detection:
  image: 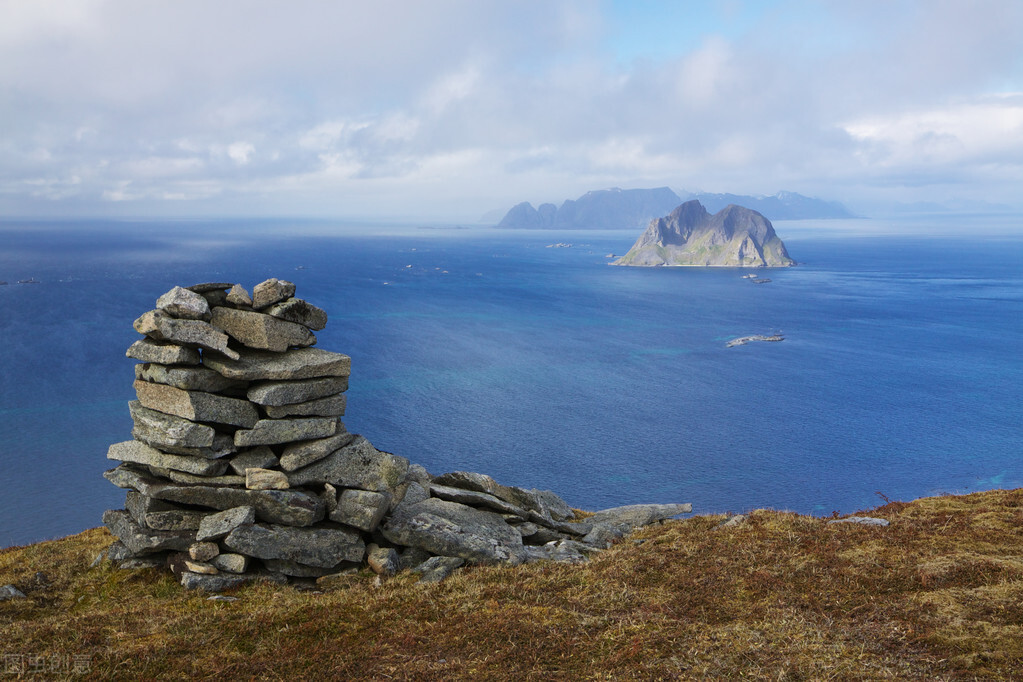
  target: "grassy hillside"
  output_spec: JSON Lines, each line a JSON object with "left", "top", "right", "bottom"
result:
{"left": 2, "top": 489, "right": 1022, "bottom": 680}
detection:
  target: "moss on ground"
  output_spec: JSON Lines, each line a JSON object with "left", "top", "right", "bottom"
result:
{"left": 2, "top": 488, "right": 1022, "bottom": 680}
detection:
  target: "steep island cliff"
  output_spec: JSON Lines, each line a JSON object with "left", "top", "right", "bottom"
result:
{"left": 613, "top": 200, "right": 795, "bottom": 267}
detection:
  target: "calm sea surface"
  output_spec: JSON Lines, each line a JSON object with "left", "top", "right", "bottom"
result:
{"left": 1, "top": 217, "right": 1021, "bottom": 547}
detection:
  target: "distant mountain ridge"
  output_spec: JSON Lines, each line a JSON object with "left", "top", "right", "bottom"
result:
{"left": 495, "top": 188, "right": 854, "bottom": 229}
{"left": 613, "top": 200, "right": 795, "bottom": 268}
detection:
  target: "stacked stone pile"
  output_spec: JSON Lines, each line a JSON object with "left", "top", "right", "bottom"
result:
{"left": 102, "top": 279, "right": 691, "bottom": 590}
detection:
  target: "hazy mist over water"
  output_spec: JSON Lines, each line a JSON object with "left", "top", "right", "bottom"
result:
{"left": 1, "top": 216, "right": 1021, "bottom": 547}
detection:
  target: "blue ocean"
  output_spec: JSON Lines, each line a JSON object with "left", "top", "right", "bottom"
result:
{"left": 1, "top": 217, "right": 1021, "bottom": 548}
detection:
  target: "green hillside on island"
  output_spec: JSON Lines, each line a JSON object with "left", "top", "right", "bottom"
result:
{"left": 614, "top": 200, "right": 796, "bottom": 267}
{"left": 3, "top": 488, "right": 1022, "bottom": 679}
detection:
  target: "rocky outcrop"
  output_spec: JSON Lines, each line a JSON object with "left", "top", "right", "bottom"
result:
{"left": 613, "top": 201, "right": 795, "bottom": 267}
{"left": 102, "top": 280, "right": 693, "bottom": 590}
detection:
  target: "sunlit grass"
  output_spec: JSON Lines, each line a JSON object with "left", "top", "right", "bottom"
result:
{"left": 2, "top": 488, "right": 1021, "bottom": 679}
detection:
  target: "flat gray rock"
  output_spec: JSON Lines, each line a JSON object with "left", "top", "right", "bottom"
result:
{"left": 587, "top": 503, "right": 693, "bottom": 531}
{"left": 0, "top": 584, "right": 27, "bottom": 600}
{"left": 210, "top": 307, "right": 316, "bottom": 353}
{"left": 149, "top": 467, "right": 246, "bottom": 487}
{"left": 126, "top": 339, "right": 201, "bottom": 365}
{"left": 523, "top": 539, "right": 594, "bottom": 564}
{"left": 412, "top": 556, "right": 465, "bottom": 583}
{"left": 432, "top": 471, "right": 575, "bottom": 524}
{"left": 228, "top": 446, "right": 279, "bottom": 475}
{"left": 156, "top": 286, "right": 211, "bottom": 320}
{"left": 203, "top": 347, "right": 351, "bottom": 381}
{"left": 179, "top": 571, "right": 249, "bottom": 592}
{"left": 287, "top": 435, "right": 408, "bottom": 493}
{"left": 104, "top": 465, "right": 324, "bottom": 526}
{"left": 187, "top": 282, "right": 234, "bottom": 294}
{"left": 828, "top": 517, "right": 890, "bottom": 527}
{"left": 265, "top": 297, "right": 329, "bottom": 331}
{"left": 428, "top": 483, "right": 527, "bottom": 518}
{"left": 381, "top": 497, "right": 527, "bottom": 566}
{"left": 234, "top": 416, "right": 339, "bottom": 447}
{"left": 333, "top": 489, "right": 391, "bottom": 531}
{"left": 278, "top": 431, "right": 354, "bottom": 472}
{"left": 135, "top": 380, "right": 259, "bottom": 428}
{"left": 366, "top": 545, "right": 399, "bottom": 576}
{"left": 103, "top": 509, "right": 194, "bottom": 555}
{"left": 108, "top": 440, "right": 229, "bottom": 477}
{"left": 251, "top": 278, "right": 296, "bottom": 309}
{"left": 135, "top": 362, "right": 246, "bottom": 394}
{"left": 265, "top": 394, "right": 346, "bottom": 419}
{"left": 225, "top": 283, "right": 252, "bottom": 307}
{"left": 126, "top": 491, "right": 210, "bottom": 531}
{"left": 247, "top": 376, "right": 349, "bottom": 406}
{"left": 211, "top": 553, "right": 249, "bottom": 573}
{"left": 133, "top": 309, "right": 239, "bottom": 360}
{"left": 224, "top": 523, "right": 365, "bottom": 568}
{"left": 196, "top": 506, "right": 256, "bottom": 542}
{"left": 246, "top": 467, "right": 290, "bottom": 490}
{"left": 129, "top": 400, "right": 220, "bottom": 451}
{"left": 261, "top": 558, "right": 354, "bottom": 578}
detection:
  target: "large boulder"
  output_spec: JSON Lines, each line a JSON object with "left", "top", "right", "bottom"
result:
{"left": 287, "top": 436, "right": 409, "bottom": 494}
{"left": 381, "top": 497, "right": 527, "bottom": 566}
{"left": 223, "top": 523, "right": 365, "bottom": 568}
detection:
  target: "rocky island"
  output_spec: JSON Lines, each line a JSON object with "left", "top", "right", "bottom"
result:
{"left": 613, "top": 200, "right": 795, "bottom": 267}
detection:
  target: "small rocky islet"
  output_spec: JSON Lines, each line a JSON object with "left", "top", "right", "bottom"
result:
{"left": 101, "top": 279, "right": 692, "bottom": 590}
{"left": 613, "top": 200, "right": 795, "bottom": 267}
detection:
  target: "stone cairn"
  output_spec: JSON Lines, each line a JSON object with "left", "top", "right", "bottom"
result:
{"left": 101, "top": 279, "right": 692, "bottom": 591}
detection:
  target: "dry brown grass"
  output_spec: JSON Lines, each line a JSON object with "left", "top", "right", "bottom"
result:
{"left": 2, "top": 488, "right": 1022, "bottom": 680}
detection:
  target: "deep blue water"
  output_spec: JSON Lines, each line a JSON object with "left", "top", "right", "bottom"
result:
{"left": 1, "top": 218, "right": 1021, "bottom": 547}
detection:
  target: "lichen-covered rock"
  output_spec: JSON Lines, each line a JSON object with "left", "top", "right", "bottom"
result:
{"left": 366, "top": 544, "right": 399, "bottom": 576}
{"left": 105, "top": 466, "right": 325, "bottom": 527}
{"left": 287, "top": 435, "right": 408, "bottom": 493}
{"left": 134, "top": 380, "right": 259, "bottom": 428}
{"left": 225, "top": 283, "right": 252, "bottom": 307}
{"left": 102, "top": 509, "right": 194, "bottom": 555}
{"left": 196, "top": 506, "right": 256, "bottom": 542}
{"left": 211, "top": 553, "right": 249, "bottom": 573}
{"left": 228, "top": 446, "right": 279, "bottom": 476}
{"left": 189, "top": 542, "right": 219, "bottom": 562}
{"left": 247, "top": 376, "right": 348, "bottom": 408}
{"left": 126, "top": 339, "right": 201, "bottom": 365}
{"left": 156, "top": 286, "right": 211, "bottom": 320}
{"left": 128, "top": 401, "right": 225, "bottom": 453}
{"left": 264, "top": 394, "right": 346, "bottom": 419}
{"left": 234, "top": 416, "right": 339, "bottom": 447}
{"left": 265, "top": 298, "right": 329, "bottom": 331}
{"left": 245, "top": 467, "right": 290, "bottom": 490}
{"left": 133, "top": 309, "right": 238, "bottom": 360}
{"left": 412, "top": 556, "right": 465, "bottom": 583}
{"left": 333, "top": 489, "right": 390, "bottom": 531}
{"left": 126, "top": 491, "right": 209, "bottom": 531}
{"left": 179, "top": 571, "right": 249, "bottom": 592}
{"left": 135, "top": 362, "right": 246, "bottom": 394}
{"left": 381, "top": 498, "right": 526, "bottom": 566}
{"left": 223, "top": 523, "right": 365, "bottom": 568}
{"left": 278, "top": 431, "right": 354, "bottom": 472}
{"left": 210, "top": 307, "right": 316, "bottom": 353}
{"left": 585, "top": 503, "right": 693, "bottom": 531}
{"left": 107, "top": 440, "right": 229, "bottom": 477}
{"left": 202, "top": 347, "right": 351, "bottom": 381}
{"left": 251, "top": 278, "right": 296, "bottom": 309}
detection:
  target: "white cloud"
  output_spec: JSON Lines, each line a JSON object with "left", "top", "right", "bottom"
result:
{"left": 1, "top": 0, "right": 1022, "bottom": 218}
{"left": 227, "top": 142, "right": 255, "bottom": 165}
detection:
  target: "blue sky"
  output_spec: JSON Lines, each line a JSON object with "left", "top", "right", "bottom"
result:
{"left": 1, "top": 0, "right": 1021, "bottom": 221}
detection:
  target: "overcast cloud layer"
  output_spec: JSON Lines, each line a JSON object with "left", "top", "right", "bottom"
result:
{"left": 2, "top": 0, "right": 1022, "bottom": 220}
